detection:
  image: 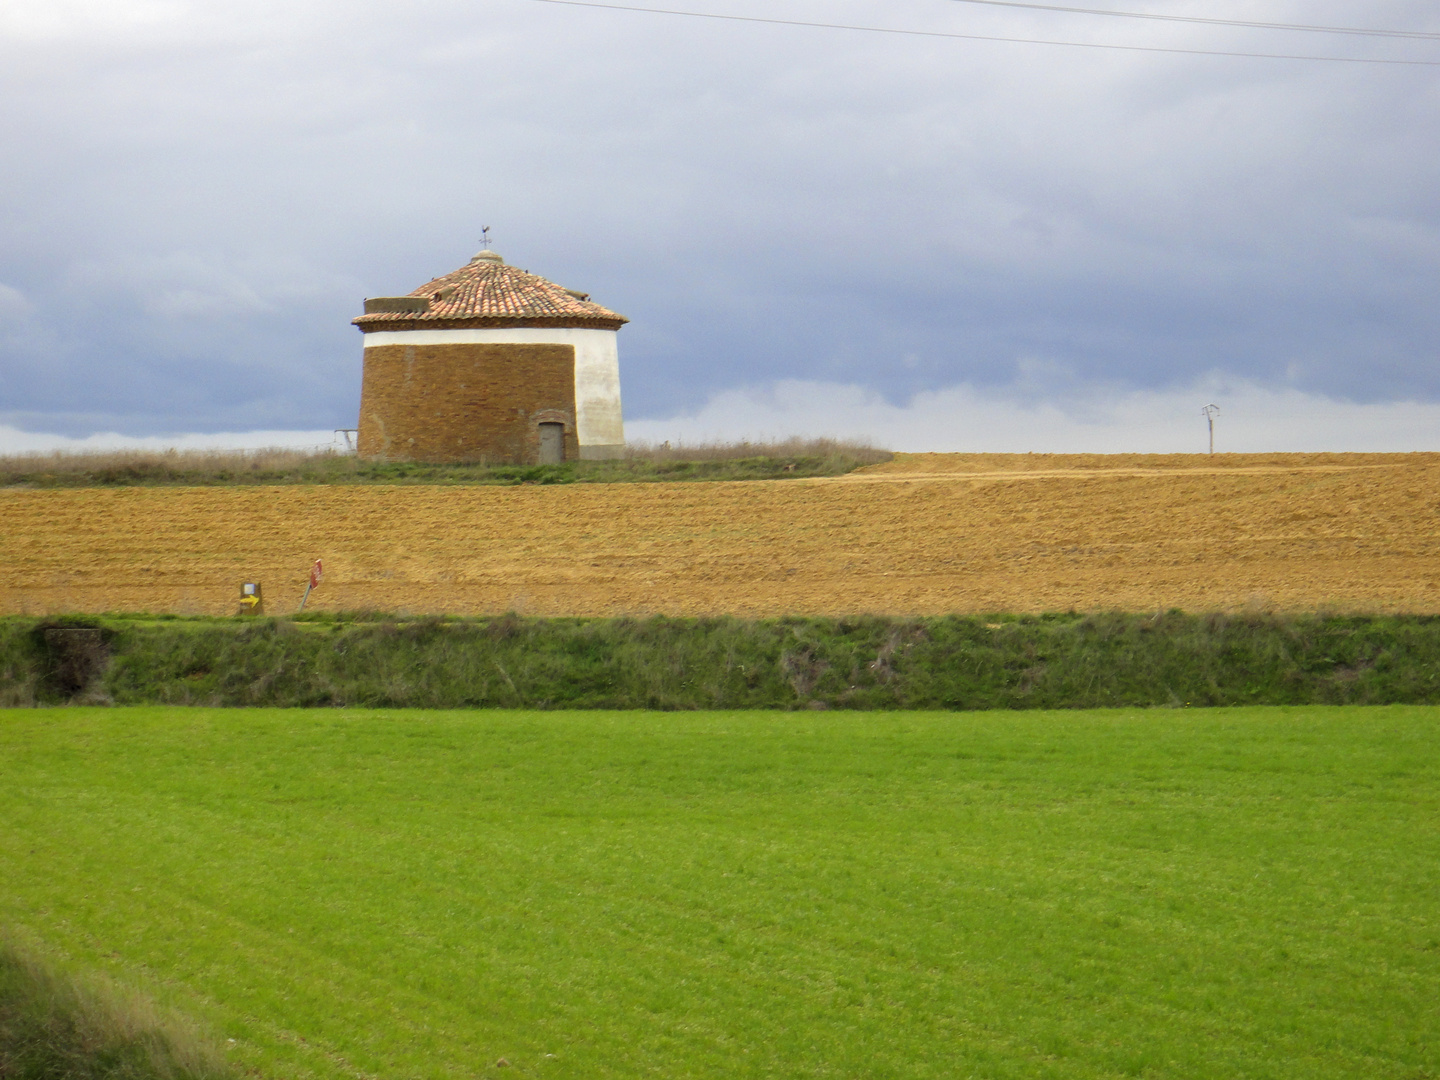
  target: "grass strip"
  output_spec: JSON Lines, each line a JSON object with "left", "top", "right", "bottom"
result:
{"left": 0, "top": 441, "right": 890, "bottom": 488}
{"left": 5, "top": 611, "right": 1440, "bottom": 709}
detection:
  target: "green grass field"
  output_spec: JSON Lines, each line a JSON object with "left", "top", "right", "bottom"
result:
{"left": 2, "top": 707, "right": 1436, "bottom": 1079}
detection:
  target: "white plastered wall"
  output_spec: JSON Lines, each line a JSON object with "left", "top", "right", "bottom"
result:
{"left": 362, "top": 327, "right": 624, "bottom": 456}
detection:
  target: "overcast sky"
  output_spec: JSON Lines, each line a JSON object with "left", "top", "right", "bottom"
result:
{"left": 1, "top": 0, "right": 1438, "bottom": 452}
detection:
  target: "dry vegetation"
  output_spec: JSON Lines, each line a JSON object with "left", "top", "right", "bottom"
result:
{"left": 3, "top": 452, "right": 1438, "bottom": 617}
{"left": 622, "top": 437, "right": 891, "bottom": 464}
{"left": 0, "top": 447, "right": 325, "bottom": 483}
{"left": 0, "top": 940, "right": 234, "bottom": 1080}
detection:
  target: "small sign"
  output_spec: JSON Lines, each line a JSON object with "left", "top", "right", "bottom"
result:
{"left": 298, "top": 560, "right": 323, "bottom": 612}
{"left": 238, "top": 582, "right": 263, "bottom": 614}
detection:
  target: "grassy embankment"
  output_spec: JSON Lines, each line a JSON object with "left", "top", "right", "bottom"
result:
{"left": 0, "top": 940, "right": 234, "bottom": 1080}
{"left": 1, "top": 706, "right": 1437, "bottom": 1080}
{"left": 4, "top": 611, "right": 1440, "bottom": 709}
{"left": 0, "top": 439, "right": 890, "bottom": 487}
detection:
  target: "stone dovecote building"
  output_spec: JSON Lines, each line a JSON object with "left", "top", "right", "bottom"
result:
{"left": 352, "top": 249, "right": 627, "bottom": 463}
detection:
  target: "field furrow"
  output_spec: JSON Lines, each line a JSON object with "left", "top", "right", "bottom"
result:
{"left": 3, "top": 452, "right": 1438, "bottom": 615}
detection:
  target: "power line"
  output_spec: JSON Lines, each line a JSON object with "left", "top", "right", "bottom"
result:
{"left": 526, "top": 0, "right": 1440, "bottom": 65}
{"left": 943, "top": 0, "right": 1440, "bottom": 41}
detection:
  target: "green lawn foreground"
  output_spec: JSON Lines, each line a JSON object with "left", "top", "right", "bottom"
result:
{"left": 1, "top": 707, "right": 1436, "bottom": 1080}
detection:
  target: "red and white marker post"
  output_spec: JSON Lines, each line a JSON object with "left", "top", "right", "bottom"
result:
{"left": 298, "top": 559, "right": 323, "bottom": 611}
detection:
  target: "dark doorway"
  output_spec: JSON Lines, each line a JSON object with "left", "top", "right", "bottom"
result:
{"left": 538, "top": 422, "right": 565, "bottom": 464}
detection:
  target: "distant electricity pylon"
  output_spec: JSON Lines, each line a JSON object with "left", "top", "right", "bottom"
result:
{"left": 1201, "top": 403, "right": 1220, "bottom": 455}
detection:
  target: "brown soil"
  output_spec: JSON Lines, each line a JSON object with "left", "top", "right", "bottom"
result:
{"left": 4, "top": 452, "right": 1439, "bottom": 617}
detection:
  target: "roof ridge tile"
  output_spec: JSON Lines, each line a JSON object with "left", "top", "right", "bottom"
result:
{"left": 354, "top": 256, "right": 627, "bottom": 330}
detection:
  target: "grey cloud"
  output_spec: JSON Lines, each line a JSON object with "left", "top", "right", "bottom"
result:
{"left": 0, "top": 283, "right": 34, "bottom": 320}
{"left": 1, "top": 0, "right": 1437, "bottom": 435}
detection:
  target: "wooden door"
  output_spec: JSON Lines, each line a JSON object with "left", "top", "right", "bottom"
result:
{"left": 538, "top": 422, "right": 565, "bottom": 464}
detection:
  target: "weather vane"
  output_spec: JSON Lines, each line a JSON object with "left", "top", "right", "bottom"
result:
{"left": 480, "top": 226, "right": 492, "bottom": 250}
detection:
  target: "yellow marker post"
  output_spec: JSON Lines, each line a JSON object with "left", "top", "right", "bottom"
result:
{"left": 237, "top": 582, "right": 263, "bottom": 615}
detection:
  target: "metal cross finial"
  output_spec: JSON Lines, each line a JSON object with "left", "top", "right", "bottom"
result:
{"left": 1201, "top": 403, "right": 1220, "bottom": 455}
{"left": 480, "top": 226, "right": 492, "bottom": 249}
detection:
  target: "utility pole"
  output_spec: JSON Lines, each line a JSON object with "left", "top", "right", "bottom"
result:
{"left": 1201, "top": 403, "right": 1220, "bottom": 455}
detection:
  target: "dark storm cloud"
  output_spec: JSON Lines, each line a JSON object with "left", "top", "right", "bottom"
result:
{"left": 0, "top": 0, "right": 1437, "bottom": 436}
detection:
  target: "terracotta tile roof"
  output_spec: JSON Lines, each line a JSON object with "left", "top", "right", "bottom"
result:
{"left": 353, "top": 251, "right": 627, "bottom": 331}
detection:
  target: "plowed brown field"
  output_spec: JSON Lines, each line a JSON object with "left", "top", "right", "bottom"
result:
{"left": 4, "top": 452, "right": 1439, "bottom": 616}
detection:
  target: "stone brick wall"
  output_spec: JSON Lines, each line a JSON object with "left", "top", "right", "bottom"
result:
{"left": 357, "top": 341, "right": 579, "bottom": 464}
